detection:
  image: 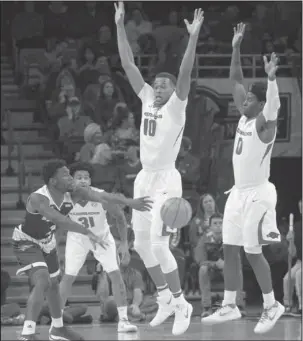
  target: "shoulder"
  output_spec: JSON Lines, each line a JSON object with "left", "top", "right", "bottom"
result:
{"left": 138, "top": 83, "right": 154, "bottom": 102}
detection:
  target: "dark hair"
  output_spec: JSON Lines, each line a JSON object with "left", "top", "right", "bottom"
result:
{"left": 209, "top": 213, "right": 223, "bottom": 225}
{"left": 42, "top": 159, "right": 67, "bottom": 184}
{"left": 111, "top": 105, "right": 131, "bottom": 130}
{"left": 69, "top": 162, "right": 94, "bottom": 178}
{"left": 79, "top": 44, "right": 97, "bottom": 66}
{"left": 249, "top": 81, "right": 267, "bottom": 102}
{"left": 100, "top": 80, "right": 118, "bottom": 99}
{"left": 155, "top": 72, "right": 177, "bottom": 86}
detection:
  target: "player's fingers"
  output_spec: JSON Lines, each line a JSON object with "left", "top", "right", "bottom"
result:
{"left": 233, "top": 27, "right": 236, "bottom": 35}
{"left": 194, "top": 8, "right": 197, "bottom": 20}
{"left": 263, "top": 55, "right": 268, "bottom": 65}
{"left": 241, "top": 23, "right": 246, "bottom": 33}
{"left": 114, "top": 3, "right": 117, "bottom": 10}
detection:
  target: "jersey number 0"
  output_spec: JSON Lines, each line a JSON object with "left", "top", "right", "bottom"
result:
{"left": 236, "top": 137, "right": 243, "bottom": 155}
{"left": 78, "top": 216, "right": 95, "bottom": 229}
{"left": 143, "top": 118, "right": 157, "bottom": 137}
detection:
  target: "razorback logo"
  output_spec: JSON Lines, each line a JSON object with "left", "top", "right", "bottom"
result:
{"left": 266, "top": 232, "right": 280, "bottom": 239}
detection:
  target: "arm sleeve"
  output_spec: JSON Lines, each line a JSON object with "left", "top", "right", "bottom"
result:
{"left": 167, "top": 92, "right": 188, "bottom": 126}
{"left": 137, "top": 83, "right": 154, "bottom": 102}
{"left": 263, "top": 79, "right": 280, "bottom": 121}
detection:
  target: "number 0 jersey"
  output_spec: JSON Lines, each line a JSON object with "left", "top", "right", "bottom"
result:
{"left": 68, "top": 187, "right": 110, "bottom": 237}
{"left": 232, "top": 115, "right": 276, "bottom": 189}
{"left": 138, "top": 83, "right": 188, "bottom": 170}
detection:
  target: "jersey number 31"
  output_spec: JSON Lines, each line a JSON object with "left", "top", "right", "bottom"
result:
{"left": 78, "top": 216, "right": 95, "bottom": 229}
{"left": 143, "top": 118, "right": 157, "bottom": 137}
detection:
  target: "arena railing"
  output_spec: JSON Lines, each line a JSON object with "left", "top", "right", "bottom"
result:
{"left": 5, "top": 109, "right": 15, "bottom": 176}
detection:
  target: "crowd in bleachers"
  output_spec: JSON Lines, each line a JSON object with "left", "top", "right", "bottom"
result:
{"left": 1, "top": 0, "right": 302, "bottom": 322}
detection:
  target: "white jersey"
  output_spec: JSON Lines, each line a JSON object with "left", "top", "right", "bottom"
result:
{"left": 138, "top": 83, "right": 188, "bottom": 170}
{"left": 232, "top": 115, "right": 276, "bottom": 189}
{"left": 68, "top": 187, "right": 110, "bottom": 237}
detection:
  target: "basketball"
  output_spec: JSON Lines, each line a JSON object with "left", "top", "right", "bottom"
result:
{"left": 160, "top": 197, "right": 192, "bottom": 229}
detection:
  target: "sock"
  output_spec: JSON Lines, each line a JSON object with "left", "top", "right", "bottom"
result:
{"left": 173, "top": 292, "right": 187, "bottom": 305}
{"left": 51, "top": 317, "right": 63, "bottom": 328}
{"left": 157, "top": 284, "right": 171, "bottom": 301}
{"left": 117, "top": 306, "right": 128, "bottom": 321}
{"left": 22, "top": 321, "right": 36, "bottom": 335}
{"left": 222, "top": 290, "right": 237, "bottom": 306}
{"left": 263, "top": 291, "right": 275, "bottom": 308}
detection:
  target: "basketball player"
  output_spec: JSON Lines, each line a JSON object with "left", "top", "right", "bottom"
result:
{"left": 115, "top": 2, "right": 204, "bottom": 335}
{"left": 59, "top": 162, "right": 137, "bottom": 333}
{"left": 202, "top": 23, "right": 285, "bottom": 333}
{"left": 12, "top": 159, "right": 151, "bottom": 340}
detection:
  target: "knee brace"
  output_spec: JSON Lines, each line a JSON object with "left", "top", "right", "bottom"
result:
{"left": 244, "top": 245, "right": 262, "bottom": 254}
{"left": 151, "top": 235, "right": 177, "bottom": 274}
{"left": 133, "top": 231, "right": 159, "bottom": 268}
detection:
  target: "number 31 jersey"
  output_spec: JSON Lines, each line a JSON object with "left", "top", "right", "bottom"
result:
{"left": 68, "top": 187, "right": 110, "bottom": 237}
{"left": 232, "top": 116, "right": 276, "bottom": 189}
{"left": 138, "top": 83, "right": 188, "bottom": 170}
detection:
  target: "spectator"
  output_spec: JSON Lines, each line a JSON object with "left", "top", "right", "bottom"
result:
{"left": 79, "top": 123, "right": 103, "bottom": 163}
{"left": 193, "top": 214, "right": 245, "bottom": 317}
{"left": 11, "top": 1, "right": 44, "bottom": 49}
{"left": 1, "top": 269, "right": 24, "bottom": 326}
{"left": 91, "top": 143, "right": 121, "bottom": 192}
{"left": 189, "top": 193, "right": 220, "bottom": 249}
{"left": 125, "top": 8, "right": 152, "bottom": 54}
{"left": 177, "top": 136, "right": 201, "bottom": 190}
{"left": 57, "top": 98, "right": 92, "bottom": 162}
{"left": 44, "top": 1, "right": 71, "bottom": 40}
{"left": 79, "top": 45, "right": 97, "bottom": 73}
{"left": 109, "top": 105, "right": 139, "bottom": 151}
{"left": 283, "top": 199, "right": 302, "bottom": 315}
{"left": 118, "top": 140, "right": 141, "bottom": 198}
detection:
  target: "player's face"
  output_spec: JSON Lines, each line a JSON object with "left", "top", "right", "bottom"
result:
{"left": 153, "top": 78, "right": 175, "bottom": 106}
{"left": 73, "top": 170, "right": 91, "bottom": 188}
{"left": 53, "top": 166, "right": 74, "bottom": 192}
{"left": 242, "top": 92, "right": 263, "bottom": 118}
{"left": 202, "top": 195, "right": 215, "bottom": 213}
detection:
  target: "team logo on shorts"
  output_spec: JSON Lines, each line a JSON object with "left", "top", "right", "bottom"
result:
{"left": 266, "top": 232, "right": 280, "bottom": 239}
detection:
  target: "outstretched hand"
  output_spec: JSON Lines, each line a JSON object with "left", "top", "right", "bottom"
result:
{"left": 114, "top": 1, "right": 125, "bottom": 26}
{"left": 129, "top": 196, "right": 153, "bottom": 211}
{"left": 263, "top": 52, "right": 279, "bottom": 80}
{"left": 184, "top": 8, "right": 204, "bottom": 37}
{"left": 232, "top": 22, "right": 246, "bottom": 48}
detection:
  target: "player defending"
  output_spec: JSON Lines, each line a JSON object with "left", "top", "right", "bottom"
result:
{"left": 59, "top": 162, "right": 137, "bottom": 333}
{"left": 12, "top": 159, "right": 151, "bottom": 340}
{"left": 115, "top": 2, "right": 203, "bottom": 336}
{"left": 202, "top": 23, "right": 285, "bottom": 333}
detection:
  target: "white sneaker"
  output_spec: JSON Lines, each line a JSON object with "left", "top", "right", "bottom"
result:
{"left": 172, "top": 301, "right": 193, "bottom": 336}
{"left": 118, "top": 319, "right": 138, "bottom": 333}
{"left": 150, "top": 295, "right": 174, "bottom": 327}
{"left": 254, "top": 301, "right": 285, "bottom": 334}
{"left": 201, "top": 304, "right": 241, "bottom": 325}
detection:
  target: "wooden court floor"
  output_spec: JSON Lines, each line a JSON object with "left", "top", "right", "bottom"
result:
{"left": 1, "top": 317, "right": 301, "bottom": 340}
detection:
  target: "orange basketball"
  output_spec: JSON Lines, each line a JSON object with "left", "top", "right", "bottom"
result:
{"left": 160, "top": 197, "right": 192, "bottom": 229}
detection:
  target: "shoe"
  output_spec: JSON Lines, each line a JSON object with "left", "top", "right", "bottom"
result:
{"left": 172, "top": 301, "right": 193, "bottom": 336}
{"left": 254, "top": 301, "right": 285, "bottom": 334}
{"left": 284, "top": 306, "right": 292, "bottom": 315}
{"left": 49, "top": 326, "right": 85, "bottom": 340}
{"left": 150, "top": 295, "right": 174, "bottom": 327}
{"left": 18, "top": 335, "right": 39, "bottom": 340}
{"left": 201, "top": 307, "right": 212, "bottom": 318}
{"left": 118, "top": 319, "right": 138, "bottom": 333}
{"left": 201, "top": 304, "right": 242, "bottom": 325}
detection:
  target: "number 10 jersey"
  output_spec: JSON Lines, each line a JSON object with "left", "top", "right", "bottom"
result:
{"left": 232, "top": 116, "right": 276, "bottom": 189}
{"left": 138, "top": 83, "right": 188, "bottom": 171}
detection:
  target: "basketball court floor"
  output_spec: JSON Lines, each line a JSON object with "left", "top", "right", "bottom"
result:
{"left": 1, "top": 317, "right": 301, "bottom": 340}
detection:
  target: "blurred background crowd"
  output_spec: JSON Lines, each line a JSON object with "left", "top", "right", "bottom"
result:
{"left": 0, "top": 1, "right": 302, "bottom": 324}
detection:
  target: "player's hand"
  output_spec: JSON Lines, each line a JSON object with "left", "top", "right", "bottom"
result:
{"left": 114, "top": 1, "right": 125, "bottom": 26}
{"left": 127, "top": 196, "right": 153, "bottom": 211}
{"left": 117, "top": 241, "right": 130, "bottom": 264}
{"left": 286, "top": 230, "right": 294, "bottom": 242}
{"left": 184, "top": 8, "right": 204, "bottom": 37}
{"left": 232, "top": 22, "right": 246, "bottom": 48}
{"left": 87, "top": 231, "right": 108, "bottom": 250}
{"left": 263, "top": 52, "right": 279, "bottom": 80}
{"left": 215, "top": 258, "right": 224, "bottom": 270}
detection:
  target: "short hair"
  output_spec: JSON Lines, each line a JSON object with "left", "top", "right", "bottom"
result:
{"left": 249, "top": 81, "right": 267, "bottom": 102}
{"left": 42, "top": 159, "right": 67, "bottom": 184}
{"left": 209, "top": 213, "right": 223, "bottom": 225}
{"left": 155, "top": 72, "right": 177, "bottom": 86}
{"left": 69, "top": 162, "right": 94, "bottom": 178}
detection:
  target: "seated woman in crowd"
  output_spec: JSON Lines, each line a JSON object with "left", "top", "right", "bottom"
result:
{"left": 78, "top": 123, "right": 104, "bottom": 163}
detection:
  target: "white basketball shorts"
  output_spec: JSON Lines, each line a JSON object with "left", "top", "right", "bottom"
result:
{"left": 223, "top": 181, "right": 281, "bottom": 247}
{"left": 64, "top": 230, "right": 118, "bottom": 276}
{"left": 132, "top": 167, "right": 182, "bottom": 237}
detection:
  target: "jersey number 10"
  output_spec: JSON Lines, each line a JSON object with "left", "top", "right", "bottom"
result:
{"left": 78, "top": 216, "right": 95, "bottom": 229}
{"left": 143, "top": 118, "right": 157, "bottom": 137}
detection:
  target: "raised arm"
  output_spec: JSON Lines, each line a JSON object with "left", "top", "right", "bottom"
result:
{"left": 230, "top": 23, "right": 247, "bottom": 115}
{"left": 176, "top": 8, "right": 204, "bottom": 101}
{"left": 114, "top": 2, "right": 145, "bottom": 95}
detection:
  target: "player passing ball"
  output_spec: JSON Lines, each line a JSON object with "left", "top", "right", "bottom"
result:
{"left": 202, "top": 22, "right": 285, "bottom": 333}
{"left": 115, "top": 2, "right": 203, "bottom": 335}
